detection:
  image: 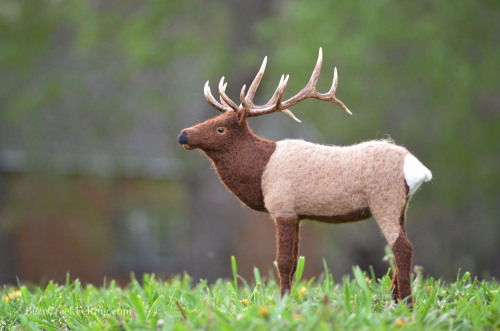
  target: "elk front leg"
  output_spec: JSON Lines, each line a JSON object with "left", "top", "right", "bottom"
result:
{"left": 392, "top": 233, "right": 414, "bottom": 308}
{"left": 291, "top": 222, "right": 300, "bottom": 279}
{"left": 391, "top": 268, "right": 400, "bottom": 302}
{"left": 275, "top": 217, "right": 299, "bottom": 298}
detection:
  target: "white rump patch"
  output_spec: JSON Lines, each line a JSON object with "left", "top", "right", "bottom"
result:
{"left": 403, "top": 154, "right": 432, "bottom": 196}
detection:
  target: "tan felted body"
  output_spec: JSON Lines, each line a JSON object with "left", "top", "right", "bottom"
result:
{"left": 262, "top": 139, "right": 411, "bottom": 245}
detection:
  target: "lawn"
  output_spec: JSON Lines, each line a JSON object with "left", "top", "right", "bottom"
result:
{"left": 1, "top": 256, "right": 499, "bottom": 330}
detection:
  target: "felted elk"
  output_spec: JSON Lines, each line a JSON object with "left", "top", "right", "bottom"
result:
{"left": 178, "top": 48, "right": 431, "bottom": 307}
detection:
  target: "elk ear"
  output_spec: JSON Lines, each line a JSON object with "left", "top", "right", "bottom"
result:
{"left": 237, "top": 109, "right": 248, "bottom": 126}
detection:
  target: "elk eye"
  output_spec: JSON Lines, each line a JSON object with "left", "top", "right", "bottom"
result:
{"left": 217, "top": 127, "right": 225, "bottom": 134}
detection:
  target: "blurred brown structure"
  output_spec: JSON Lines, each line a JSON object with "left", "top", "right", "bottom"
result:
{"left": 0, "top": 170, "right": 187, "bottom": 284}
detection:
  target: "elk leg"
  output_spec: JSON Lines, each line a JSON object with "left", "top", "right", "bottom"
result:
{"left": 392, "top": 233, "right": 413, "bottom": 308}
{"left": 371, "top": 192, "right": 412, "bottom": 307}
{"left": 391, "top": 268, "right": 399, "bottom": 302}
{"left": 290, "top": 222, "right": 300, "bottom": 279}
{"left": 275, "top": 217, "right": 298, "bottom": 298}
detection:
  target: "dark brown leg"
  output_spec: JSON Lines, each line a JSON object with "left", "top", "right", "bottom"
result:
{"left": 392, "top": 233, "right": 414, "bottom": 308}
{"left": 372, "top": 194, "right": 411, "bottom": 307}
{"left": 275, "top": 217, "right": 298, "bottom": 298}
{"left": 391, "top": 268, "right": 399, "bottom": 302}
{"left": 290, "top": 222, "right": 300, "bottom": 280}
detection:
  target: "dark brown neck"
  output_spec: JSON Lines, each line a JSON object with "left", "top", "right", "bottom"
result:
{"left": 204, "top": 134, "right": 276, "bottom": 212}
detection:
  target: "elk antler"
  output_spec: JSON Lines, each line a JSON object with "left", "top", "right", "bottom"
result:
{"left": 203, "top": 48, "right": 352, "bottom": 122}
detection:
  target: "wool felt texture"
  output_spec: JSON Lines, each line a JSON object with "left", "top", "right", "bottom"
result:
{"left": 180, "top": 111, "right": 276, "bottom": 211}
{"left": 179, "top": 109, "right": 431, "bottom": 306}
{"left": 392, "top": 233, "right": 414, "bottom": 309}
{"left": 262, "top": 139, "right": 417, "bottom": 244}
{"left": 404, "top": 154, "right": 433, "bottom": 195}
{"left": 275, "top": 217, "right": 300, "bottom": 298}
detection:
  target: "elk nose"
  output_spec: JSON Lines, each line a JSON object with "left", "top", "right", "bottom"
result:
{"left": 177, "top": 130, "right": 188, "bottom": 145}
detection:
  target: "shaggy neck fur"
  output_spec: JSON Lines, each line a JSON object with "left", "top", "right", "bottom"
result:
{"left": 203, "top": 127, "right": 276, "bottom": 212}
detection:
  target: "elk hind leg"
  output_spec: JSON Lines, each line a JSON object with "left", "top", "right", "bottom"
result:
{"left": 392, "top": 232, "right": 413, "bottom": 307}
{"left": 373, "top": 201, "right": 413, "bottom": 307}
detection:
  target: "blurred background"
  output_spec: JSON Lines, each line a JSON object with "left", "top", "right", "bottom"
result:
{"left": 0, "top": 0, "right": 498, "bottom": 286}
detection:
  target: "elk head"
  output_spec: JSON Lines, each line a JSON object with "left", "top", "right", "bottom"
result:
{"left": 178, "top": 47, "right": 352, "bottom": 152}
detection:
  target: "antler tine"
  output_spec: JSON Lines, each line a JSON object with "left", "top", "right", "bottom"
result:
{"left": 245, "top": 74, "right": 291, "bottom": 115}
{"left": 241, "top": 70, "right": 287, "bottom": 112}
{"left": 306, "top": 46, "right": 323, "bottom": 91}
{"left": 218, "top": 77, "right": 240, "bottom": 112}
{"left": 240, "top": 84, "right": 247, "bottom": 107}
{"left": 245, "top": 73, "right": 302, "bottom": 122}
{"left": 281, "top": 109, "right": 302, "bottom": 122}
{"left": 280, "top": 47, "right": 323, "bottom": 108}
{"left": 311, "top": 67, "right": 351, "bottom": 115}
{"left": 330, "top": 67, "right": 338, "bottom": 94}
{"left": 275, "top": 74, "right": 289, "bottom": 107}
{"left": 272, "top": 73, "right": 302, "bottom": 122}
{"left": 262, "top": 74, "right": 284, "bottom": 107}
{"left": 250, "top": 74, "right": 287, "bottom": 112}
{"left": 204, "top": 81, "right": 233, "bottom": 113}
{"left": 329, "top": 68, "right": 352, "bottom": 115}
{"left": 244, "top": 56, "right": 267, "bottom": 108}
{"left": 219, "top": 82, "right": 228, "bottom": 106}
{"left": 279, "top": 47, "right": 352, "bottom": 115}
{"left": 241, "top": 54, "right": 301, "bottom": 119}
{"left": 266, "top": 74, "right": 287, "bottom": 108}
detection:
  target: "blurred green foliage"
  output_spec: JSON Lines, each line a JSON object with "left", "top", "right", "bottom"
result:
{"left": 0, "top": 0, "right": 499, "bottom": 281}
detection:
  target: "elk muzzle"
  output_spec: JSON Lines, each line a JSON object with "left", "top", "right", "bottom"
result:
{"left": 177, "top": 130, "right": 193, "bottom": 150}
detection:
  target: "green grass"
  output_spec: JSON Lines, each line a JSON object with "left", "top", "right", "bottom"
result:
{"left": 1, "top": 257, "right": 499, "bottom": 330}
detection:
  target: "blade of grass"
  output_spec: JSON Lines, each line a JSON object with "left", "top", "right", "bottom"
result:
{"left": 175, "top": 300, "right": 187, "bottom": 321}
{"left": 417, "top": 286, "right": 437, "bottom": 322}
{"left": 147, "top": 295, "right": 164, "bottom": 320}
{"left": 353, "top": 266, "right": 369, "bottom": 293}
{"left": 231, "top": 256, "right": 239, "bottom": 298}
{"left": 369, "top": 265, "right": 376, "bottom": 282}
{"left": 353, "top": 266, "right": 370, "bottom": 308}
{"left": 227, "top": 281, "right": 238, "bottom": 298}
{"left": 248, "top": 282, "right": 262, "bottom": 302}
{"left": 129, "top": 293, "right": 147, "bottom": 327}
{"left": 323, "top": 259, "right": 330, "bottom": 293}
{"left": 18, "top": 315, "right": 42, "bottom": 331}
{"left": 294, "top": 256, "right": 305, "bottom": 288}
{"left": 343, "top": 277, "right": 352, "bottom": 315}
{"left": 253, "top": 266, "right": 262, "bottom": 286}
{"left": 24, "top": 315, "right": 59, "bottom": 331}
{"left": 200, "top": 279, "right": 211, "bottom": 299}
